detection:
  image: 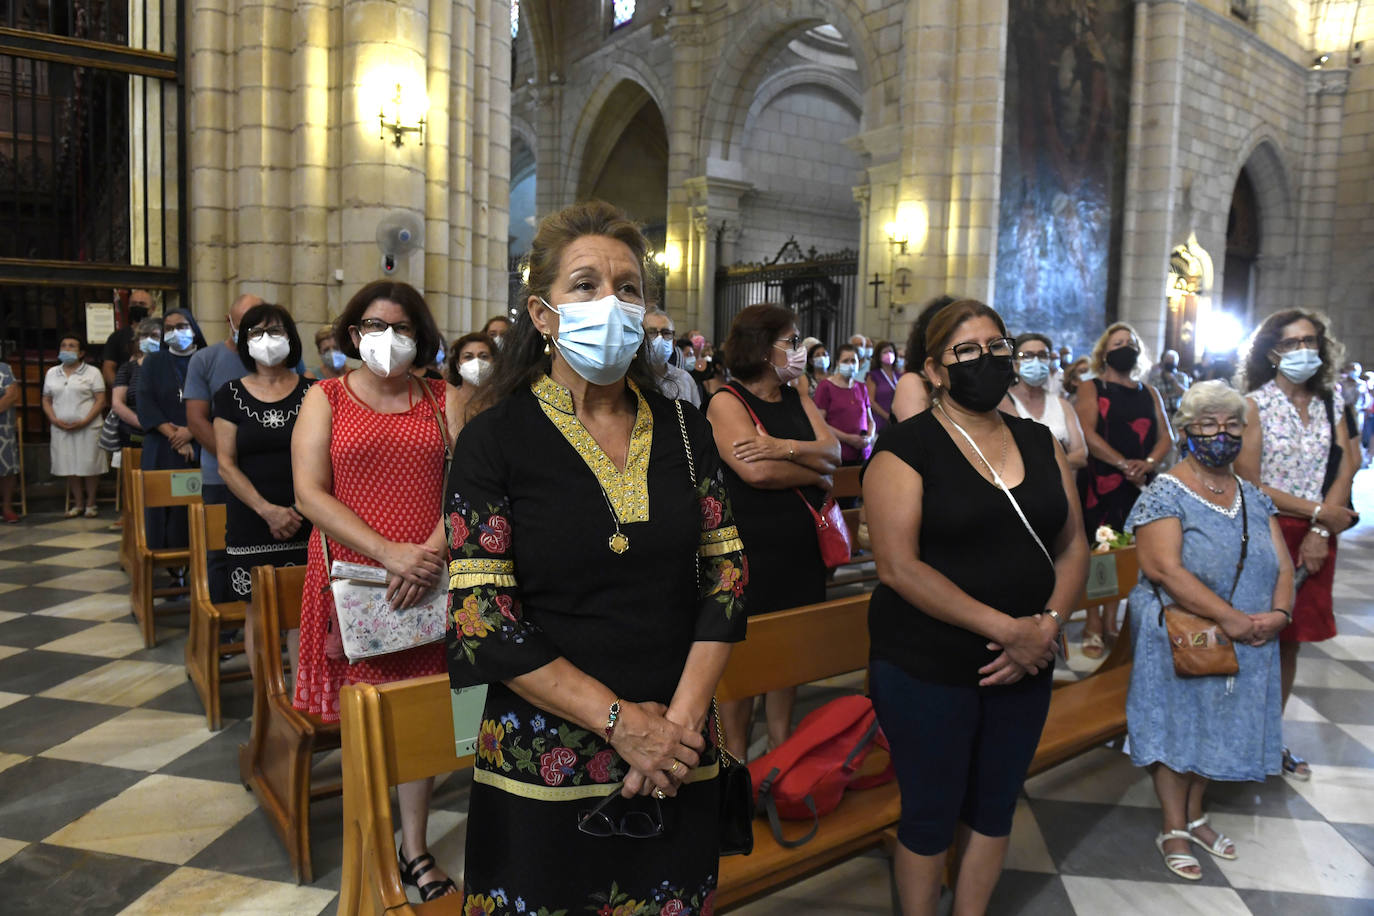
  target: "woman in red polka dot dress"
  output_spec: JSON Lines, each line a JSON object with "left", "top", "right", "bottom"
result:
{"left": 292, "top": 280, "right": 463, "bottom": 901}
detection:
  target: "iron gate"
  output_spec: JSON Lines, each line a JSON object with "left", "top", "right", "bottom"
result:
{"left": 714, "top": 238, "right": 857, "bottom": 348}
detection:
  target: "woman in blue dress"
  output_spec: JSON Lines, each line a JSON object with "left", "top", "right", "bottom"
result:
{"left": 1125, "top": 381, "right": 1293, "bottom": 882}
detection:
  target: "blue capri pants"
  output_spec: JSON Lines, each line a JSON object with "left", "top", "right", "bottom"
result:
{"left": 869, "top": 658, "right": 1052, "bottom": 856}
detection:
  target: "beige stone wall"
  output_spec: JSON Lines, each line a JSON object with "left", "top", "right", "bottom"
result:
{"left": 1327, "top": 12, "right": 1374, "bottom": 362}
{"left": 188, "top": 0, "right": 512, "bottom": 346}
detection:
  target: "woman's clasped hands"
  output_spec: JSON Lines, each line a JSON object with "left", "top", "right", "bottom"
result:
{"left": 379, "top": 540, "right": 444, "bottom": 609}
{"left": 980, "top": 614, "right": 1058, "bottom": 687}
{"left": 608, "top": 701, "right": 706, "bottom": 800}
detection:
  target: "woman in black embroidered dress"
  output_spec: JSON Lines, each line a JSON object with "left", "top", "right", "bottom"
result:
{"left": 213, "top": 304, "right": 314, "bottom": 598}
{"left": 446, "top": 201, "right": 747, "bottom": 914}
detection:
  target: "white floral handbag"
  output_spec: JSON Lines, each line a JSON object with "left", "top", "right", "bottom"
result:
{"left": 321, "top": 379, "right": 452, "bottom": 662}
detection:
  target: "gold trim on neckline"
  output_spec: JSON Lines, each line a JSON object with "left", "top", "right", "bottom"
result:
{"left": 532, "top": 375, "right": 652, "bottom": 525}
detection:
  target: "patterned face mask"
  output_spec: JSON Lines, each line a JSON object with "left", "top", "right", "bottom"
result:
{"left": 1185, "top": 431, "right": 1243, "bottom": 468}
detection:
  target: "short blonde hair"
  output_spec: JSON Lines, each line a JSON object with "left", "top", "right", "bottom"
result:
{"left": 1174, "top": 379, "right": 1248, "bottom": 431}
{"left": 1089, "top": 322, "right": 1151, "bottom": 379}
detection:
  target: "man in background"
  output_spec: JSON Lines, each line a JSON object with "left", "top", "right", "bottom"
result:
{"left": 101, "top": 289, "right": 158, "bottom": 387}
{"left": 642, "top": 307, "right": 700, "bottom": 407}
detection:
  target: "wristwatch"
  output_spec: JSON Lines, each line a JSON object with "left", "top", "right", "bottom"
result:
{"left": 1044, "top": 609, "right": 1064, "bottom": 631}
{"left": 1310, "top": 526, "right": 1331, "bottom": 539}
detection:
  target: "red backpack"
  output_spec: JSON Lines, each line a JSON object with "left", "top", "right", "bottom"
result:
{"left": 746, "top": 694, "right": 894, "bottom": 847}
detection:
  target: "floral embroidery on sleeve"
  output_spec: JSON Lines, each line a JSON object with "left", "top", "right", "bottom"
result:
{"left": 696, "top": 466, "right": 747, "bottom": 630}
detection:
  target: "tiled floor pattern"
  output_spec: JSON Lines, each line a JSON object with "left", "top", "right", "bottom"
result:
{"left": 0, "top": 474, "right": 1373, "bottom": 914}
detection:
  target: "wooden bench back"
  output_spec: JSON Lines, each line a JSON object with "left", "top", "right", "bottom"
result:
{"left": 716, "top": 593, "right": 870, "bottom": 702}
{"left": 339, "top": 675, "right": 475, "bottom": 916}
{"left": 249, "top": 564, "right": 308, "bottom": 702}
{"left": 830, "top": 465, "right": 862, "bottom": 501}
{"left": 1072, "top": 546, "right": 1138, "bottom": 610}
{"left": 130, "top": 468, "right": 203, "bottom": 553}
{"left": 187, "top": 503, "right": 227, "bottom": 606}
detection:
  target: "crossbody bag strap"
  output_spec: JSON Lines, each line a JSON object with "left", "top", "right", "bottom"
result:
{"left": 937, "top": 403, "right": 1054, "bottom": 570}
{"left": 720, "top": 383, "right": 818, "bottom": 515}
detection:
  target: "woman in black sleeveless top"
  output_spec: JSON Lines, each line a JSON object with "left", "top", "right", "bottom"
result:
{"left": 709, "top": 304, "right": 840, "bottom": 758}
{"left": 864, "top": 299, "right": 1088, "bottom": 915}
{"left": 1073, "top": 323, "right": 1172, "bottom": 654}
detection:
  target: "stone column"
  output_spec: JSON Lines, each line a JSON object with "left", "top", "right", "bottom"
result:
{"left": 1117, "top": 0, "right": 1188, "bottom": 351}
{"left": 1294, "top": 69, "right": 1349, "bottom": 312}
{"left": 665, "top": 9, "right": 712, "bottom": 336}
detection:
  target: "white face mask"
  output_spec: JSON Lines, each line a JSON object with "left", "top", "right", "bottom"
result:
{"left": 358, "top": 326, "right": 418, "bottom": 378}
{"left": 458, "top": 357, "right": 493, "bottom": 386}
{"left": 247, "top": 334, "right": 291, "bottom": 367}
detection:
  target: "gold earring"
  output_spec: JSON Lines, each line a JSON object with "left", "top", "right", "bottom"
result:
{"left": 543, "top": 335, "right": 551, "bottom": 356}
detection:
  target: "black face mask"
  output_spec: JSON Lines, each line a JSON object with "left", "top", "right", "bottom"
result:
{"left": 129, "top": 305, "right": 150, "bottom": 323}
{"left": 944, "top": 353, "right": 1014, "bottom": 413}
{"left": 1105, "top": 346, "right": 1139, "bottom": 373}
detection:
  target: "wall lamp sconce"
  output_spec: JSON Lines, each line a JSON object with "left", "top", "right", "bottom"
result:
{"left": 1312, "top": 53, "right": 1330, "bottom": 70}
{"left": 884, "top": 221, "right": 909, "bottom": 256}
{"left": 379, "top": 83, "right": 425, "bottom": 147}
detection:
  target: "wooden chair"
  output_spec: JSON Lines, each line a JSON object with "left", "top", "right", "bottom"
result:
{"left": 714, "top": 593, "right": 893, "bottom": 908}
{"left": 185, "top": 502, "right": 249, "bottom": 730}
{"left": 15, "top": 415, "right": 27, "bottom": 517}
{"left": 239, "top": 563, "right": 341, "bottom": 885}
{"left": 128, "top": 467, "right": 199, "bottom": 647}
{"left": 338, "top": 675, "right": 474, "bottom": 916}
{"left": 118, "top": 447, "right": 141, "bottom": 573}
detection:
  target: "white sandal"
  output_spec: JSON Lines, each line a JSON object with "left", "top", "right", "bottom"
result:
{"left": 1186, "top": 814, "right": 1237, "bottom": 860}
{"left": 1155, "top": 830, "right": 1203, "bottom": 880}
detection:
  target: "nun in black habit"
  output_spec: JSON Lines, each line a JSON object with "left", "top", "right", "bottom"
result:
{"left": 135, "top": 308, "right": 206, "bottom": 549}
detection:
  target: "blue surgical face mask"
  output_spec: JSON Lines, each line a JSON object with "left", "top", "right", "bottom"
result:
{"left": 1018, "top": 358, "right": 1050, "bottom": 387}
{"left": 435, "top": 346, "right": 446, "bottom": 366}
{"left": 138, "top": 336, "right": 161, "bottom": 355}
{"left": 837, "top": 362, "right": 856, "bottom": 379}
{"left": 813, "top": 354, "right": 830, "bottom": 373}
{"left": 169, "top": 328, "right": 195, "bottom": 352}
{"left": 57, "top": 350, "right": 79, "bottom": 365}
{"left": 541, "top": 295, "right": 646, "bottom": 385}
{"left": 1277, "top": 347, "right": 1322, "bottom": 384}
{"left": 648, "top": 335, "right": 674, "bottom": 365}
{"left": 327, "top": 349, "right": 346, "bottom": 370}
{"left": 895, "top": 357, "right": 905, "bottom": 371}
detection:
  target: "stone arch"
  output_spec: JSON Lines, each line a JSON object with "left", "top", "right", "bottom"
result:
{"left": 564, "top": 62, "right": 671, "bottom": 202}
{"left": 698, "top": 0, "right": 887, "bottom": 166}
{"left": 744, "top": 64, "right": 863, "bottom": 133}
{"left": 510, "top": 113, "right": 538, "bottom": 182}
{"left": 1230, "top": 134, "right": 1295, "bottom": 260}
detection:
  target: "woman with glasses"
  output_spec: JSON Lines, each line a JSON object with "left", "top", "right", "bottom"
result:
{"left": 292, "top": 280, "right": 462, "bottom": 900}
{"left": 1126, "top": 381, "right": 1289, "bottom": 880}
{"left": 864, "top": 298, "right": 1088, "bottom": 915}
{"left": 110, "top": 318, "right": 162, "bottom": 453}
{"left": 213, "top": 304, "right": 314, "bottom": 600}
{"left": 711, "top": 304, "right": 840, "bottom": 759}
{"left": 137, "top": 309, "right": 207, "bottom": 549}
{"left": 814, "top": 342, "right": 877, "bottom": 467}
{"left": 867, "top": 340, "right": 902, "bottom": 433}
{"left": 1001, "top": 333, "right": 1088, "bottom": 470}
{"left": 446, "top": 202, "right": 747, "bottom": 910}
{"left": 1236, "top": 310, "right": 1358, "bottom": 781}
{"left": 1073, "top": 322, "right": 1173, "bottom": 657}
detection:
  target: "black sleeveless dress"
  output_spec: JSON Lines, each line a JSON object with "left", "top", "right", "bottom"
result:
{"left": 719, "top": 383, "right": 827, "bottom": 615}
{"left": 1081, "top": 378, "right": 1159, "bottom": 535}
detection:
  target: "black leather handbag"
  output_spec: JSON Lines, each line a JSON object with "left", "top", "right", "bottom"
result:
{"left": 712, "top": 698, "right": 755, "bottom": 857}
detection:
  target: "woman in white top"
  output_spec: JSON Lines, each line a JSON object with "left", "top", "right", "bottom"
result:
{"left": 42, "top": 333, "right": 108, "bottom": 517}
{"left": 1000, "top": 333, "right": 1087, "bottom": 470}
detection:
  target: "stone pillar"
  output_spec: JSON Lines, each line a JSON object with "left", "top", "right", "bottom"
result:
{"left": 1117, "top": 0, "right": 1188, "bottom": 351}
{"left": 1294, "top": 69, "right": 1350, "bottom": 311}
{"left": 665, "top": 9, "right": 712, "bottom": 337}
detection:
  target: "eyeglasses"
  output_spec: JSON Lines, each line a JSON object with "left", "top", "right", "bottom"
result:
{"left": 459, "top": 352, "right": 492, "bottom": 362}
{"left": 1188, "top": 419, "right": 1245, "bottom": 436}
{"left": 1273, "top": 335, "right": 1320, "bottom": 354}
{"left": 164, "top": 321, "right": 191, "bottom": 332}
{"left": 1017, "top": 351, "right": 1052, "bottom": 363}
{"left": 576, "top": 786, "right": 664, "bottom": 839}
{"left": 774, "top": 334, "right": 802, "bottom": 352}
{"left": 645, "top": 328, "right": 675, "bottom": 340}
{"left": 357, "top": 317, "right": 415, "bottom": 338}
{"left": 246, "top": 326, "right": 288, "bottom": 341}
{"left": 945, "top": 337, "right": 1015, "bottom": 363}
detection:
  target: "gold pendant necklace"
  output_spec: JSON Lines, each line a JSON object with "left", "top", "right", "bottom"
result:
{"left": 595, "top": 483, "right": 630, "bottom": 554}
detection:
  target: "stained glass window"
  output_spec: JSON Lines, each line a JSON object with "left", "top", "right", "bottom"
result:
{"left": 612, "top": 0, "right": 635, "bottom": 29}
{"left": 510, "top": 0, "right": 519, "bottom": 39}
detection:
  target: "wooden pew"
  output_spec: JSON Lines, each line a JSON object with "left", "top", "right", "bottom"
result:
{"left": 118, "top": 447, "right": 141, "bottom": 573}
{"left": 238, "top": 563, "right": 341, "bottom": 884}
{"left": 338, "top": 675, "right": 474, "bottom": 916}
{"left": 185, "top": 502, "right": 249, "bottom": 730}
{"left": 128, "top": 467, "right": 199, "bottom": 647}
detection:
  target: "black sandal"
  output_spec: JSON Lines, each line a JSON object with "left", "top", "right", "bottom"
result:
{"left": 397, "top": 849, "right": 458, "bottom": 902}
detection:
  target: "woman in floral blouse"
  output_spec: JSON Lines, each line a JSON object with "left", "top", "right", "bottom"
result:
{"left": 447, "top": 201, "right": 747, "bottom": 913}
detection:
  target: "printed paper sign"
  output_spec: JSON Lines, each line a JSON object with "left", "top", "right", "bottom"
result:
{"left": 1084, "top": 552, "right": 1120, "bottom": 600}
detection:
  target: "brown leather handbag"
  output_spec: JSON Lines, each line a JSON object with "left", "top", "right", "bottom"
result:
{"left": 1153, "top": 480, "right": 1247, "bottom": 678}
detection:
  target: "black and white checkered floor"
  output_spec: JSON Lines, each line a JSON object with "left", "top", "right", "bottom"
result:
{"left": 1, "top": 473, "right": 1373, "bottom": 914}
